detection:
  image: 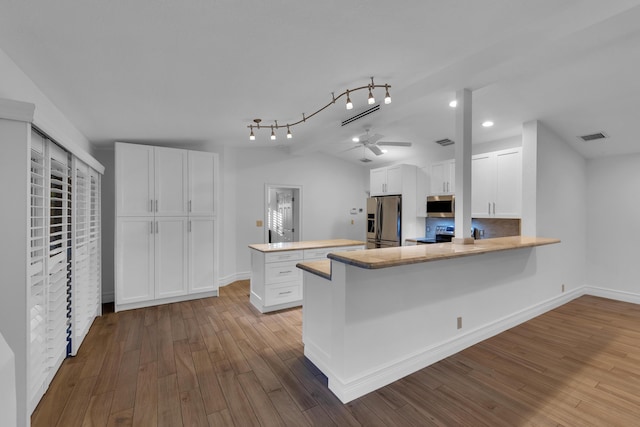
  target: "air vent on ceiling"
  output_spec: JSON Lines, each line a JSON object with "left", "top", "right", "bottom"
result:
{"left": 341, "top": 104, "right": 381, "bottom": 127}
{"left": 359, "top": 158, "right": 372, "bottom": 163}
{"left": 435, "top": 138, "right": 454, "bottom": 146}
{"left": 578, "top": 132, "right": 608, "bottom": 142}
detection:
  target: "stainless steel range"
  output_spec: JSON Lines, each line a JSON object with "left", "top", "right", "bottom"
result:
{"left": 415, "top": 225, "right": 455, "bottom": 244}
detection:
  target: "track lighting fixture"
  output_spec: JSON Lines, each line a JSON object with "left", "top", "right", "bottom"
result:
{"left": 247, "top": 77, "right": 391, "bottom": 141}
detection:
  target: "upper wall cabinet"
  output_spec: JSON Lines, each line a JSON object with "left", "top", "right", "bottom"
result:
{"left": 116, "top": 144, "right": 188, "bottom": 216}
{"left": 430, "top": 159, "right": 455, "bottom": 195}
{"left": 472, "top": 147, "right": 522, "bottom": 218}
{"left": 188, "top": 151, "right": 216, "bottom": 216}
{"left": 370, "top": 164, "right": 404, "bottom": 196}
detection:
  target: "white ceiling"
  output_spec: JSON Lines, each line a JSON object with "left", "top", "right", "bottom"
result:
{"left": 1, "top": 0, "right": 639, "bottom": 165}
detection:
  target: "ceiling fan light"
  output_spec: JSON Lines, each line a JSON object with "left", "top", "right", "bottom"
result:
{"left": 352, "top": 137, "right": 359, "bottom": 142}
{"left": 381, "top": 149, "right": 388, "bottom": 153}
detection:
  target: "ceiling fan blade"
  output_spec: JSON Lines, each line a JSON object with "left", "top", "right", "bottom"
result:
{"left": 377, "top": 141, "right": 412, "bottom": 147}
{"left": 367, "top": 133, "right": 384, "bottom": 144}
{"left": 368, "top": 144, "right": 383, "bottom": 156}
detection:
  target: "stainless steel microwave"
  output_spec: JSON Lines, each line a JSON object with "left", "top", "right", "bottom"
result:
{"left": 426, "top": 195, "right": 455, "bottom": 217}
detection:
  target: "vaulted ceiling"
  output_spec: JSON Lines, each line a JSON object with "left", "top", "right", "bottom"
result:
{"left": 1, "top": 0, "right": 639, "bottom": 165}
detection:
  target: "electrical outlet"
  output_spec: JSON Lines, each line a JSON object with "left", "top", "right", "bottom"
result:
{"left": 457, "top": 317, "right": 462, "bottom": 329}
{"left": 479, "top": 229, "right": 484, "bottom": 237}
{"left": 426, "top": 226, "right": 431, "bottom": 232}
{"left": 562, "top": 284, "right": 565, "bottom": 292}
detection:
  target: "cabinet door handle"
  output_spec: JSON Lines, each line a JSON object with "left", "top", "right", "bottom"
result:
{"left": 279, "top": 270, "right": 292, "bottom": 274}
{"left": 155, "top": 199, "right": 158, "bottom": 212}
{"left": 189, "top": 200, "right": 192, "bottom": 212}
{"left": 150, "top": 199, "right": 153, "bottom": 213}
{"left": 493, "top": 202, "right": 495, "bottom": 215}
{"left": 155, "top": 221, "right": 159, "bottom": 234}
{"left": 488, "top": 202, "right": 491, "bottom": 215}
{"left": 447, "top": 182, "right": 450, "bottom": 193}
{"left": 279, "top": 290, "right": 292, "bottom": 295}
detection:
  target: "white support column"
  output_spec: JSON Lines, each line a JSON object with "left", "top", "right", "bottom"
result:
{"left": 453, "top": 88, "right": 474, "bottom": 244}
{"left": 521, "top": 120, "right": 538, "bottom": 236}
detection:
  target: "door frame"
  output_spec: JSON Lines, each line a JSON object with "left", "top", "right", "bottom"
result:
{"left": 264, "top": 184, "right": 302, "bottom": 243}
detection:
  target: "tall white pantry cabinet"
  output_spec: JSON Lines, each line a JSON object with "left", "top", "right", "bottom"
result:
{"left": 0, "top": 98, "right": 104, "bottom": 427}
{"left": 115, "top": 142, "right": 219, "bottom": 312}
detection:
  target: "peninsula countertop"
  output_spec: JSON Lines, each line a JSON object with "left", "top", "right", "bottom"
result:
{"left": 248, "top": 239, "right": 365, "bottom": 253}
{"left": 297, "top": 236, "right": 560, "bottom": 277}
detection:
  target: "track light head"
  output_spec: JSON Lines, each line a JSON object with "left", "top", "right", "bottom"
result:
{"left": 286, "top": 125, "right": 292, "bottom": 139}
{"left": 368, "top": 86, "right": 375, "bottom": 105}
{"left": 270, "top": 125, "right": 276, "bottom": 140}
{"left": 384, "top": 85, "right": 391, "bottom": 104}
{"left": 249, "top": 125, "right": 255, "bottom": 141}
{"left": 346, "top": 89, "right": 353, "bottom": 110}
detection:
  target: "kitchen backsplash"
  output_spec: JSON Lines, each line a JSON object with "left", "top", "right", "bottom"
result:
{"left": 424, "top": 217, "right": 521, "bottom": 239}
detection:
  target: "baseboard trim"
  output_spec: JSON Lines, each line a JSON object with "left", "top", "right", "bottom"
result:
{"left": 325, "top": 288, "right": 584, "bottom": 403}
{"left": 584, "top": 286, "right": 640, "bottom": 304}
{"left": 219, "top": 272, "right": 251, "bottom": 287}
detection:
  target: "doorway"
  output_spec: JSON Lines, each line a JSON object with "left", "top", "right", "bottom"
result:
{"left": 265, "top": 184, "right": 301, "bottom": 243}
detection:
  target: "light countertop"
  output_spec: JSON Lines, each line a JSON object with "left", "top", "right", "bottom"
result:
{"left": 296, "top": 236, "right": 560, "bottom": 278}
{"left": 249, "top": 239, "right": 364, "bottom": 253}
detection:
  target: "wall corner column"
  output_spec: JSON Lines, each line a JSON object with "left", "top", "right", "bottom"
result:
{"left": 521, "top": 120, "right": 538, "bottom": 236}
{"left": 453, "top": 88, "right": 473, "bottom": 244}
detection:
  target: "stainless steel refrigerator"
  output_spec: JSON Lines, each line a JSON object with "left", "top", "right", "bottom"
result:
{"left": 366, "top": 195, "right": 401, "bottom": 249}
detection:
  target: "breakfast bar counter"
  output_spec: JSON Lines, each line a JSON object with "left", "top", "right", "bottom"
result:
{"left": 297, "top": 236, "right": 561, "bottom": 403}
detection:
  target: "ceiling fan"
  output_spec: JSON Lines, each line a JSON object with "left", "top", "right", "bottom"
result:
{"left": 346, "top": 130, "right": 412, "bottom": 157}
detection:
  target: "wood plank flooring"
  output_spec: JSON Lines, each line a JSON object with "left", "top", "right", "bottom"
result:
{"left": 33, "top": 281, "right": 640, "bottom": 426}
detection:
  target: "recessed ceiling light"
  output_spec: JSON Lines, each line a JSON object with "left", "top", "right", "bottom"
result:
{"left": 482, "top": 121, "right": 494, "bottom": 127}
{"left": 352, "top": 137, "right": 360, "bottom": 142}
{"left": 449, "top": 100, "right": 457, "bottom": 108}
{"left": 381, "top": 149, "right": 388, "bottom": 154}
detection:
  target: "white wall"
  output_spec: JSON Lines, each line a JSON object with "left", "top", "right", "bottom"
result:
{"left": 233, "top": 147, "right": 369, "bottom": 275}
{"left": 0, "top": 47, "right": 92, "bottom": 157}
{"left": 587, "top": 154, "right": 640, "bottom": 299}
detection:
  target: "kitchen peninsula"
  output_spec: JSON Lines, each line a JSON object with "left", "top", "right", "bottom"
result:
{"left": 296, "top": 236, "right": 560, "bottom": 403}
{"left": 248, "top": 239, "right": 364, "bottom": 313}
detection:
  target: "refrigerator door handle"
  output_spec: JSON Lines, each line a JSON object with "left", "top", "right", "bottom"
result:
{"left": 376, "top": 199, "right": 382, "bottom": 242}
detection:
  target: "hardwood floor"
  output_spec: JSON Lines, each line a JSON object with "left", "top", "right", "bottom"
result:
{"left": 33, "top": 281, "right": 640, "bottom": 426}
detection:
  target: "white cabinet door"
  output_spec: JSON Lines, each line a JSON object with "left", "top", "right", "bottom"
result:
{"left": 116, "top": 217, "right": 154, "bottom": 304}
{"left": 155, "top": 217, "right": 188, "bottom": 298}
{"left": 116, "top": 144, "right": 154, "bottom": 216}
{"left": 188, "top": 217, "right": 215, "bottom": 293}
{"left": 495, "top": 149, "right": 522, "bottom": 217}
{"left": 155, "top": 147, "right": 188, "bottom": 216}
{"left": 385, "top": 165, "right": 403, "bottom": 194}
{"left": 472, "top": 154, "right": 495, "bottom": 217}
{"left": 430, "top": 160, "right": 454, "bottom": 195}
{"left": 370, "top": 168, "right": 387, "bottom": 195}
{"left": 188, "top": 151, "right": 215, "bottom": 216}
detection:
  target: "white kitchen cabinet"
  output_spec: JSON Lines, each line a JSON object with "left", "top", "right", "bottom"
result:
{"left": 188, "top": 217, "right": 216, "bottom": 293}
{"left": 416, "top": 166, "right": 429, "bottom": 216}
{"left": 430, "top": 159, "right": 455, "bottom": 195}
{"left": 369, "top": 164, "right": 404, "bottom": 195}
{"left": 115, "top": 142, "right": 218, "bottom": 311}
{"left": 154, "top": 147, "right": 188, "bottom": 216}
{"left": 188, "top": 151, "right": 216, "bottom": 216}
{"left": 249, "top": 241, "right": 365, "bottom": 313}
{"left": 116, "top": 217, "right": 155, "bottom": 304}
{"left": 155, "top": 217, "right": 189, "bottom": 298}
{"left": 472, "top": 147, "right": 522, "bottom": 218}
{"left": 116, "top": 144, "right": 154, "bottom": 216}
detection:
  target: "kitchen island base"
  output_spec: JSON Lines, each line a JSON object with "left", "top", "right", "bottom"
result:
{"left": 300, "top": 237, "right": 562, "bottom": 403}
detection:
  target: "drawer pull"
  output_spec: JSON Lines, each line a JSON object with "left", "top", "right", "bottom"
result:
{"left": 279, "top": 291, "right": 293, "bottom": 295}
{"left": 279, "top": 270, "right": 292, "bottom": 274}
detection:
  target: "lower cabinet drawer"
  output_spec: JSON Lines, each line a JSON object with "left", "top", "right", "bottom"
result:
{"left": 265, "top": 283, "right": 301, "bottom": 306}
{"left": 265, "top": 260, "right": 302, "bottom": 284}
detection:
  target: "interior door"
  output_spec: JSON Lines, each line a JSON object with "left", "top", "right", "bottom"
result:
{"left": 270, "top": 190, "right": 294, "bottom": 243}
